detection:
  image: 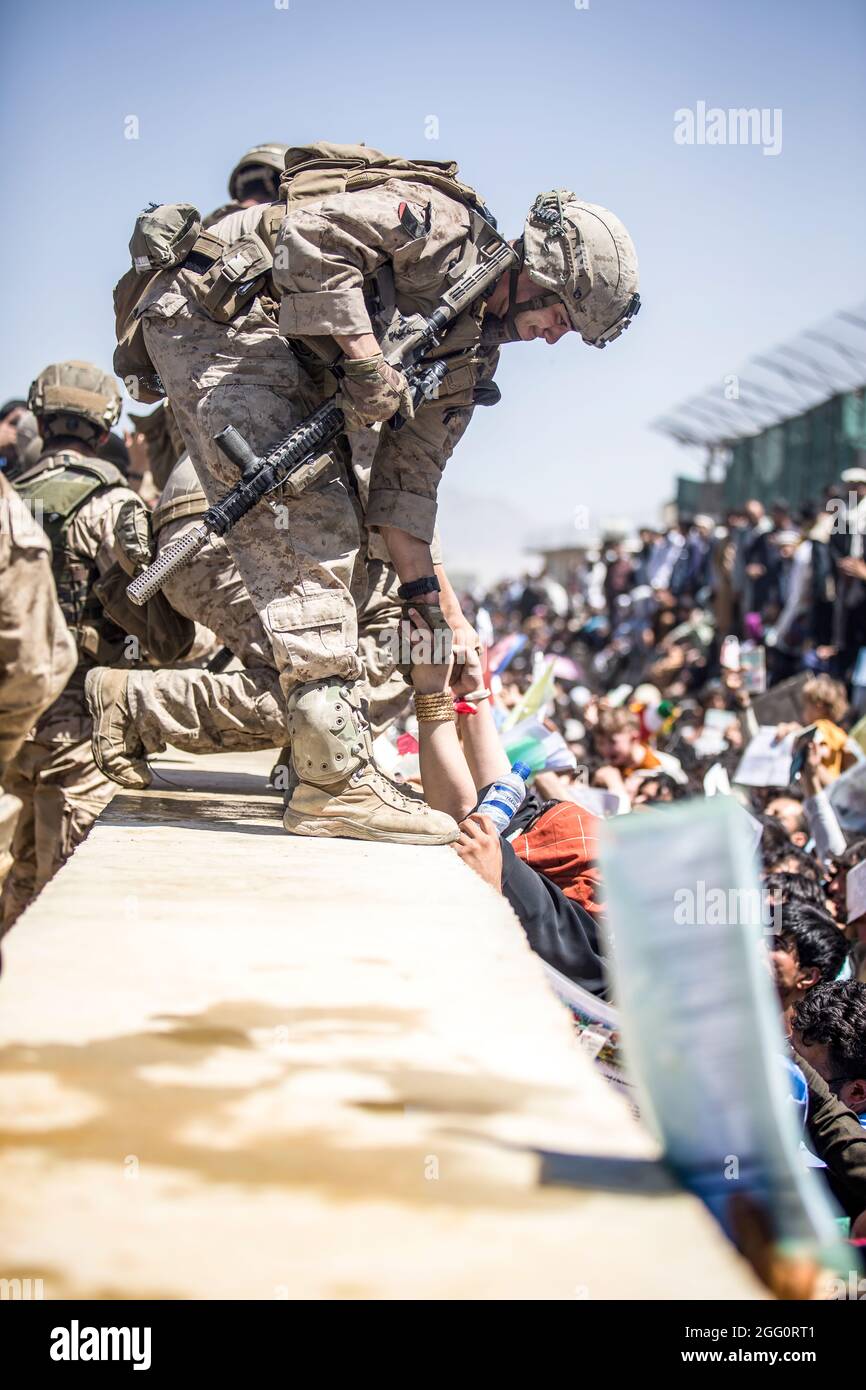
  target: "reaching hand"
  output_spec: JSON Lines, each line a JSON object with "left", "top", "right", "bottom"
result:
{"left": 453, "top": 814, "right": 503, "bottom": 892}
{"left": 450, "top": 644, "right": 485, "bottom": 698}
{"left": 725, "top": 681, "right": 751, "bottom": 710}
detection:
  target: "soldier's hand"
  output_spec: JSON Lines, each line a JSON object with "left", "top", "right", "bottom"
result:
{"left": 407, "top": 606, "right": 453, "bottom": 694}
{"left": 401, "top": 601, "right": 453, "bottom": 683}
{"left": 338, "top": 353, "right": 414, "bottom": 430}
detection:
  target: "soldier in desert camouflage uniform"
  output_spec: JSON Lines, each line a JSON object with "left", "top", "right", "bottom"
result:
{"left": 0, "top": 473, "right": 77, "bottom": 897}
{"left": 88, "top": 147, "right": 458, "bottom": 784}
{"left": 93, "top": 147, "right": 639, "bottom": 845}
{"left": 88, "top": 436, "right": 458, "bottom": 781}
{"left": 0, "top": 363, "right": 151, "bottom": 928}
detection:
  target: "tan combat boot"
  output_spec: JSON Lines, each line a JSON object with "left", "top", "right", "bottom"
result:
{"left": 282, "top": 678, "right": 458, "bottom": 846}
{"left": 85, "top": 668, "right": 152, "bottom": 789}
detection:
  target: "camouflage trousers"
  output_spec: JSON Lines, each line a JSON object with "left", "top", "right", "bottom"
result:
{"left": 142, "top": 287, "right": 366, "bottom": 698}
{"left": 0, "top": 706, "right": 116, "bottom": 932}
{"left": 158, "top": 515, "right": 271, "bottom": 667}
{"left": 126, "top": 559, "right": 410, "bottom": 757}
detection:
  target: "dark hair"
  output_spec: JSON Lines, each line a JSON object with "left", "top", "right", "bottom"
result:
{"left": 0, "top": 398, "right": 26, "bottom": 421}
{"left": 758, "top": 814, "right": 795, "bottom": 867}
{"left": 775, "top": 903, "right": 849, "bottom": 984}
{"left": 635, "top": 771, "right": 687, "bottom": 802}
{"left": 763, "top": 844, "right": 823, "bottom": 881}
{"left": 769, "top": 784, "right": 805, "bottom": 805}
{"left": 793, "top": 981, "right": 866, "bottom": 1079}
{"left": 762, "top": 872, "right": 828, "bottom": 909}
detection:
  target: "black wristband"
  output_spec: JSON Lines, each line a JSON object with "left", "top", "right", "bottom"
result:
{"left": 397, "top": 575, "right": 441, "bottom": 601}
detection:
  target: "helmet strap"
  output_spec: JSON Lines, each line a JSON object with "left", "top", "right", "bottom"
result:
{"left": 506, "top": 289, "right": 564, "bottom": 339}
{"left": 503, "top": 238, "right": 565, "bottom": 335}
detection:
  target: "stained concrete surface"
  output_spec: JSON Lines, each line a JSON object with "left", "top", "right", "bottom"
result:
{"left": 0, "top": 747, "right": 765, "bottom": 1299}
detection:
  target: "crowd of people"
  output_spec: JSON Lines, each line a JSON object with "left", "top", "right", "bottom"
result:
{"left": 0, "top": 137, "right": 864, "bottom": 1291}
{"left": 440, "top": 507, "right": 866, "bottom": 1254}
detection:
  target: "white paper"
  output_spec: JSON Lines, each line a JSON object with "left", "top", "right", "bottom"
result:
{"left": 565, "top": 782, "right": 623, "bottom": 819}
{"left": 542, "top": 964, "right": 627, "bottom": 1092}
{"left": 703, "top": 762, "right": 731, "bottom": 797}
{"left": 693, "top": 727, "right": 728, "bottom": 758}
{"left": 704, "top": 708, "right": 738, "bottom": 733}
{"left": 598, "top": 797, "right": 847, "bottom": 1265}
{"left": 733, "top": 726, "right": 796, "bottom": 787}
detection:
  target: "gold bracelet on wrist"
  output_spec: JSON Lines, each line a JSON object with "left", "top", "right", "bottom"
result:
{"left": 414, "top": 691, "right": 456, "bottom": 722}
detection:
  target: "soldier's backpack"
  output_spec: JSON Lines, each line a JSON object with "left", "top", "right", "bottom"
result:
{"left": 257, "top": 140, "right": 497, "bottom": 247}
{"left": 113, "top": 202, "right": 223, "bottom": 400}
{"left": 114, "top": 144, "right": 501, "bottom": 372}
{"left": 187, "top": 142, "right": 501, "bottom": 330}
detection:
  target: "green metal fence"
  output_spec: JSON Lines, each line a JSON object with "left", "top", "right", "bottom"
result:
{"left": 724, "top": 389, "right": 866, "bottom": 509}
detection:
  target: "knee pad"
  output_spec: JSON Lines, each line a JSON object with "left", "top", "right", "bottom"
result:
{"left": 286, "top": 679, "right": 371, "bottom": 786}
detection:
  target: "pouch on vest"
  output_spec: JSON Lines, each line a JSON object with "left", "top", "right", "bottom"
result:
{"left": 113, "top": 497, "right": 154, "bottom": 575}
{"left": 130, "top": 203, "right": 201, "bottom": 273}
{"left": 186, "top": 231, "right": 273, "bottom": 324}
{"left": 113, "top": 204, "right": 203, "bottom": 402}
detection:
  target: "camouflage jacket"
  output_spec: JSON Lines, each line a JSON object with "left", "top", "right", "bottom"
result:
{"left": 271, "top": 180, "right": 501, "bottom": 542}
{"left": 0, "top": 472, "right": 77, "bottom": 771}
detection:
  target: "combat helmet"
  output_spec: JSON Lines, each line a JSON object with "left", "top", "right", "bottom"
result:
{"left": 520, "top": 191, "right": 640, "bottom": 348}
{"left": 227, "top": 143, "right": 289, "bottom": 203}
{"left": 28, "top": 361, "right": 122, "bottom": 444}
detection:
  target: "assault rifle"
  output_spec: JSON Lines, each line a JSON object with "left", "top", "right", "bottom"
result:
{"left": 127, "top": 238, "right": 517, "bottom": 606}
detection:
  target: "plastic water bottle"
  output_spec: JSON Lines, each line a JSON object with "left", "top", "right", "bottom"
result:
{"left": 476, "top": 761, "right": 531, "bottom": 834}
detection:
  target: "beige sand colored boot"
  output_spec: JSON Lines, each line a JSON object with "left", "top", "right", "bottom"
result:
{"left": 282, "top": 678, "right": 457, "bottom": 845}
{"left": 85, "top": 668, "right": 152, "bottom": 789}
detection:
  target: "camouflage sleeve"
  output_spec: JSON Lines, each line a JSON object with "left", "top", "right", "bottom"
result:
{"left": 273, "top": 183, "right": 470, "bottom": 340}
{"left": 0, "top": 476, "right": 77, "bottom": 771}
{"left": 366, "top": 403, "right": 475, "bottom": 545}
{"left": 66, "top": 485, "right": 148, "bottom": 578}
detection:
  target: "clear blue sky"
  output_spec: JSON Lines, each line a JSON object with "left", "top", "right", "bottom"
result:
{"left": 3, "top": 0, "right": 865, "bottom": 557}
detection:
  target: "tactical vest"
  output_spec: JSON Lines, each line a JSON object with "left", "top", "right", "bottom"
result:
{"left": 14, "top": 453, "right": 127, "bottom": 663}
{"left": 115, "top": 143, "right": 506, "bottom": 402}
{"left": 267, "top": 144, "right": 505, "bottom": 401}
